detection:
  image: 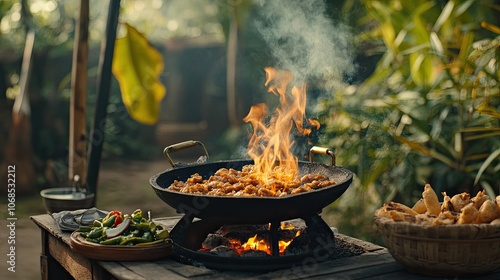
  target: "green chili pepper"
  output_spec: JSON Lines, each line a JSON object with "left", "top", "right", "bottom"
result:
{"left": 130, "top": 229, "right": 141, "bottom": 237}
{"left": 77, "top": 225, "right": 93, "bottom": 232}
{"left": 85, "top": 237, "right": 101, "bottom": 243}
{"left": 135, "top": 222, "right": 151, "bottom": 231}
{"left": 155, "top": 228, "right": 170, "bottom": 240}
{"left": 100, "top": 236, "right": 123, "bottom": 245}
{"left": 135, "top": 239, "right": 167, "bottom": 246}
{"left": 102, "top": 214, "right": 117, "bottom": 228}
{"left": 142, "top": 231, "right": 153, "bottom": 242}
{"left": 119, "top": 236, "right": 149, "bottom": 245}
{"left": 131, "top": 209, "right": 142, "bottom": 221}
{"left": 148, "top": 221, "right": 157, "bottom": 231}
{"left": 87, "top": 227, "right": 104, "bottom": 239}
{"left": 93, "top": 219, "right": 103, "bottom": 227}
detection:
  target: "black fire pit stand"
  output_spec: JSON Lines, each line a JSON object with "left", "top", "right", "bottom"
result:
{"left": 269, "top": 221, "right": 280, "bottom": 257}
{"left": 167, "top": 213, "right": 337, "bottom": 272}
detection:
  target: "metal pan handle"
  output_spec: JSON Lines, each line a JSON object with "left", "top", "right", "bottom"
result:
{"left": 309, "top": 146, "right": 336, "bottom": 166}
{"left": 163, "top": 140, "right": 209, "bottom": 168}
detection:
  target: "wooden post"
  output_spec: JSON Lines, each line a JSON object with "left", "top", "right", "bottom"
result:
{"left": 86, "top": 0, "right": 121, "bottom": 201}
{"left": 68, "top": 0, "right": 89, "bottom": 187}
{"left": 1, "top": 29, "right": 36, "bottom": 195}
{"left": 226, "top": 0, "right": 239, "bottom": 127}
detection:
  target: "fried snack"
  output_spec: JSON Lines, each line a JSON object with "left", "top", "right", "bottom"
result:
{"left": 376, "top": 185, "right": 500, "bottom": 226}
{"left": 441, "top": 192, "right": 455, "bottom": 212}
{"left": 458, "top": 203, "right": 478, "bottom": 224}
{"left": 387, "top": 210, "right": 417, "bottom": 223}
{"left": 415, "top": 214, "right": 435, "bottom": 226}
{"left": 439, "top": 210, "right": 458, "bottom": 223}
{"left": 412, "top": 198, "right": 427, "bottom": 214}
{"left": 375, "top": 206, "right": 391, "bottom": 219}
{"left": 476, "top": 200, "right": 500, "bottom": 223}
{"left": 471, "top": 190, "right": 489, "bottom": 209}
{"left": 423, "top": 184, "right": 441, "bottom": 216}
{"left": 386, "top": 201, "right": 418, "bottom": 216}
{"left": 432, "top": 217, "right": 455, "bottom": 225}
{"left": 388, "top": 210, "right": 405, "bottom": 221}
{"left": 450, "top": 192, "right": 470, "bottom": 212}
{"left": 495, "top": 195, "right": 500, "bottom": 211}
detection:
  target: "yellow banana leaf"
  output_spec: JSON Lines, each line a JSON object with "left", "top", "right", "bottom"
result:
{"left": 112, "top": 23, "right": 166, "bottom": 125}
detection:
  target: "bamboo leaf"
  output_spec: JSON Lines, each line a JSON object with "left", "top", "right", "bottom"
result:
{"left": 454, "top": 0, "right": 475, "bottom": 17}
{"left": 380, "top": 21, "right": 396, "bottom": 50}
{"left": 474, "top": 148, "right": 500, "bottom": 186}
{"left": 394, "top": 136, "right": 457, "bottom": 168}
{"left": 479, "top": 181, "right": 495, "bottom": 200}
{"left": 481, "top": 21, "right": 500, "bottom": 35}
{"left": 476, "top": 104, "right": 500, "bottom": 118}
{"left": 409, "top": 51, "right": 436, "bottom": 87}
{"left": 458, "top": 32, "right": 475, "bottom": 64}
{"left": 433, "top": 0, "right": 454, "bottom": 32}
{"left": 430, "top": 32, "right": 444, "bottom": 56}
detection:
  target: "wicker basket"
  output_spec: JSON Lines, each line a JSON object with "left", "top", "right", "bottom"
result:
{"left": 374, "top": 213, "right": 500, "bottom": 277}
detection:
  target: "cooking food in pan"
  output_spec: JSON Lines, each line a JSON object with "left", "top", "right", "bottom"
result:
{"left": 168, "top": 164, "right": 337, "bottom": 197}
{"left": 150, "top": 158, "right": 353, "bottom": 224}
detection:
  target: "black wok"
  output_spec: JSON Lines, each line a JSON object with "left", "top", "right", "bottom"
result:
{"left": 149, "top": 141, "right": 353, "bottom": 224}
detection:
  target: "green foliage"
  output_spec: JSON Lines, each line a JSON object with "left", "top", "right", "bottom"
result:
{"left": 87, "top": 83, "right": 162, "bottom": 161}
{"left": 321, "top": 0, "right": 500, "bottom": 242}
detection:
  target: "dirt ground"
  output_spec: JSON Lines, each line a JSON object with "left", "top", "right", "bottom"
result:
{"left": 0, "top": 158, "right": 178, "bottom": 280}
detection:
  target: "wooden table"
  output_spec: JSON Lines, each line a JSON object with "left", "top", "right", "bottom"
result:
{"left": 31, "top": 214, "right": 498, "bottom": 279}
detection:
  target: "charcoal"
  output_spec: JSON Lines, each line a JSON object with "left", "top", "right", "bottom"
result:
{"left": 223, "top": 231, "right": 258, "bottom": 243}
{"left": 209, "top": 245, "right": 239, "bottom": 257}
{"left": 277, "top": 229, "right": 299, "bottom": 241}
{"left": 282, "top": 219, "right": 307, "bottom": 229}
{"left": 202, "top": 233, "right": 231, "bottom": 249}
{"left": 217, "top": 224, "right": 268, "bottom": 235}
{"left": 284, "top": 233, "right": 311, "bottom": 255}
{"left": 330, "top": 236, "right": 365, "bottom": 260}
{"left": 240, "top": 250, "right": 270, "bottom": 258}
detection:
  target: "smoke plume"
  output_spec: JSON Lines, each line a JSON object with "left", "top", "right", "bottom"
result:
{"left": 252, "top": 0, "right": 355, "bottom": 89}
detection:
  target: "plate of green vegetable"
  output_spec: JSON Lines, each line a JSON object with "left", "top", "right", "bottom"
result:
{"left": 70, "top": 209, "right": 172, "bottom": 261}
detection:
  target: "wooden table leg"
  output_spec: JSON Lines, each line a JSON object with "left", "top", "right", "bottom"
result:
{"left": 40, "top": 228, "right": 73, "bottom": 279}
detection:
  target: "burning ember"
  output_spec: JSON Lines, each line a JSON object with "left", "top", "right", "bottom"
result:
{"left": 199, "top": 221, "right": 304, "bottom": 257}
{"left": 243, "top": 67, "right": 320, "bottom": 186}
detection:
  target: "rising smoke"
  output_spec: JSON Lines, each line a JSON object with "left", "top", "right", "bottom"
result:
{"left": 232, "top": 0, "right": 356, "bottom": 160}
{"left": 252, "top": 0, "right": 355, "bottom": 90}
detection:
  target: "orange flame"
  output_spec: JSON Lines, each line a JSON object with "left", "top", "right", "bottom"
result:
{"left": 243, "top": 67, "right": 319, "bottom": 186}
{"left": 241, "top": 234, "right": 269, "bottom": 253}
{"left": 239, "top": 230, "right": 301, "bottom": 256}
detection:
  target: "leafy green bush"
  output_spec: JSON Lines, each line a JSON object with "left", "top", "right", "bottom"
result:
{"left": 320, "top": 0, "right": 500, "bottom": 242}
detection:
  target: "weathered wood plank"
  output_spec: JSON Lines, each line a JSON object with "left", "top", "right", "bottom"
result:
{"left": 152, "top": 258, "right": 216, "bottom": 278}
{"left": 302, "top": 261, "right": 407, "bottom": 280}
{"left": 256, "top": 252, "right": 396, "bottom": 279}
{"left": 98, "top": 262, "right": 146, "bottom": 280}
{"left": 117, "top": 261, "right": 192, "bottom": 280}
{"left": 92, "top": 262, "right": 120, "bottom": 280}
{"left": 48, "top": 233, "right": 93, "bottom": 279}
{"left": 31, "top": 214, "right": 73, "bottom": 244}
{"left": 359, "top": 268, "right": 436, "bottom": 280}
{"left": 336, "top": 233, "right": 386, "bottom": 253}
